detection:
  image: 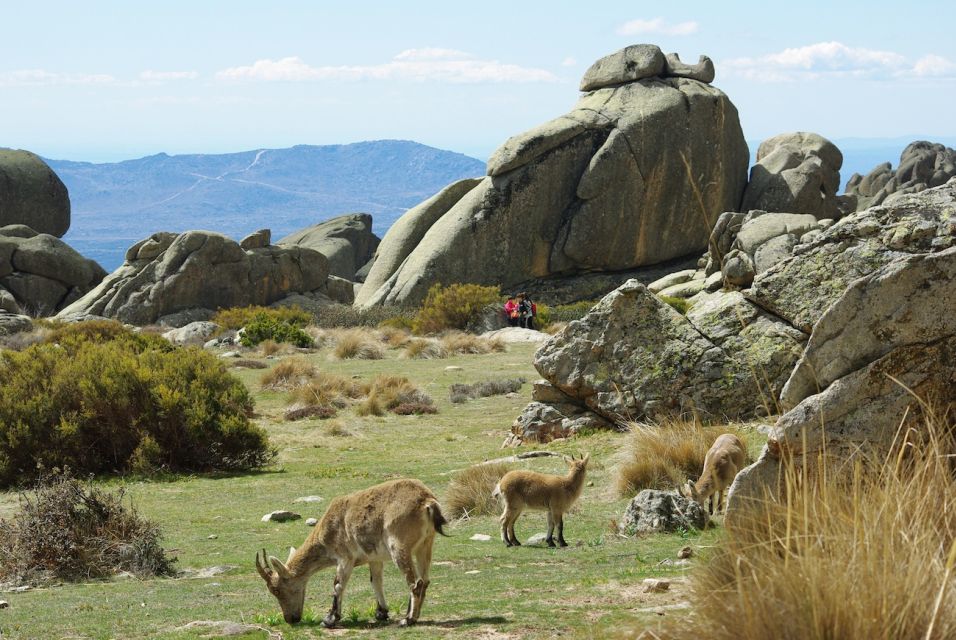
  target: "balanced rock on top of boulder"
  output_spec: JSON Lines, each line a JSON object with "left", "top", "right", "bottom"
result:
{"left": 359, "top": 44, "right": 748, "bottom": 308}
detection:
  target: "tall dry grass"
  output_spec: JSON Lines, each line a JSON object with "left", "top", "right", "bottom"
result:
{"left": 653, "top": 404, "right": 956, "bottom": 640}
{"left": 327, "top": 328, "right": 386, "bottom": 360}
{"left": 614, "top": 419, "right": 751, "bottom": 497}
{"left": 445, "top": 462, "right": 514, "bottom": 518}
{"left": 440, "top": 331, "right": 506, "bottom": 355}
{"left": 259, "top": 358, "right": 317, "bottom": 390}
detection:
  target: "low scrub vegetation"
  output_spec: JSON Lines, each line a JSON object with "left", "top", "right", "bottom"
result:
{"left": 449, "top": 377, "right": 526, "bottom": 404}
{"left": 212, "top": 305, "right": 312, "bottom": 330}
{"left": 654, "top": 406, "right": 956, "bottom": 640}
{"left": 0, "top": 471, "right": 176, "bottom": 585}
{"left": 311, "top": 303, "right": 416, "bottom": 329}
{"left": 441, "top": 331, "right": 506, "bottom": 355}
{"left": 412, "top": 283, "right": 502, "bottom": 334}
{"left": 658, "top": 294, "right": 692, "bottom": 315}
{"left": 0, "top": 322, "right": 274, "bottom": 486}
{"left": 614, "top": 419, "right": 751, "bottom": 497}
{"left": 402, "top": 337, "right": 447, "bottom": 359}
{"left": 239, "top": 313, "right": 313, "bottom": 348}
{"left": 445, "top": 462, "right": 514, "bottom": 518}
{"left": 328, "top": 328, "right": 386, "bottom": 360}
{"left": 259, "top": 358, "right": 317, "bottom": 390}
{"left": 548, "top": 300, "right": 597, "bottom": 323}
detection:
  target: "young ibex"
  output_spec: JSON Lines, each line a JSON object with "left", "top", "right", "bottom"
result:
{"left": 493, "top": 453, "right": 589, "bottom": 547}
{"left": 682, "top": 434, "right": 746, "bottom": 515}
{"left": 255, "top": 478, "right": 447, "bottom": 628}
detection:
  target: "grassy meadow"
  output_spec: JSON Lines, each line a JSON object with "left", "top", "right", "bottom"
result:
{"left": 0, "top": 339, "right": 761, "bottom": 640}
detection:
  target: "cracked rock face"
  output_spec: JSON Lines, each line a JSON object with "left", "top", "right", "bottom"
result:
{"left": 0, "top": 224, "right": 106, "bottom": 316}
{"left": 359, "top": 44, "right": 748, "bottom": 308}
{"left": 56, "top": 230, "right": 330, "bottom": 325}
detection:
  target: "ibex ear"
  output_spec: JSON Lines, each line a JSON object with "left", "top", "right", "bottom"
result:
{"left": 582, "top": 453, "right": 590, "bottom": 465}
{"left": 269, "top": 556, "right": 292, "bottom": 579}
{"left": 287, "top": 546, "right": 296, "bottom": 563}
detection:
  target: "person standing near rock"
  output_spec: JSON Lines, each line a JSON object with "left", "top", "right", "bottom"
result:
{"left": 504, "top": 295, "right": 519, "bottom": 327}
{"left": 518, "top": 293, "right": 535, "bottom": 330}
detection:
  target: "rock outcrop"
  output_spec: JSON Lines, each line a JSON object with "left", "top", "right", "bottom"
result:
{"left": 727, "top": 181, "right": 956, "bottom": 516}
{"left": 511, "top": 281, "right": 805, "bottom": 441}
{"left": 57, "top": 230, "right": 331, "bottom": 326}
{"left": 0, "top": 224, "right": 106, "bottom": 315}
{"left": 358, "top": 44, "right": 749, "bottom": 308}
{"left": 845, "top": 141, "right": 956, "bottom": 211}
{"left": 741, "top": 132, "right": 843, "bottom": 219}
{"left": 619, "top": 490, "right": 708, "bottom": 535}
{"left": 278, "top": 213, "right": 379, "bottom": 281}
{"left": 0, "top": 149, "right": 70, "bottom": 237}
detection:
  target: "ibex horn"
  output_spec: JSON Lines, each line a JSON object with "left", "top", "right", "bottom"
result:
{"left": 255, "top": 549, "right": 271, "bottom": 581}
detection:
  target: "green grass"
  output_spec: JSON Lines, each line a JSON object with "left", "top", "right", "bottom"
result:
{"left": 0, "top": 342, "right": 736, "bottom": 639}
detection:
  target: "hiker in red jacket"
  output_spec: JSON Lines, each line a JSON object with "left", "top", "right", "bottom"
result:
{"left": 504, "top": 296, "right": 519, "bottom": 327}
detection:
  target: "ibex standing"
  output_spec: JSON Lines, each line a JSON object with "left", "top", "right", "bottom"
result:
{"left": 682, "top": 433, "right": 746, "bottom": 515}
{"left": 255, "top": 478, "right": 447, "bottom": 627}
{"left": 493, "top": 453, "right": 589, "bottom": 547}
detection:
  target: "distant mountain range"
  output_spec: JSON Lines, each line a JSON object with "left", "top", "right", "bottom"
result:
{"left": 52, "top": 140, "right": 486, "bottom": 271}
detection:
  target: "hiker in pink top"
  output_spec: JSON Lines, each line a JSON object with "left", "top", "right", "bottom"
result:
{"left": 504, "top": 296, "right": 519, "bottom": 327}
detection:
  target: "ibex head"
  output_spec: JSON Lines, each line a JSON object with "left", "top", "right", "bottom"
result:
{"left": 567, "top": 452, "right": 590, "bottom": 472}
{"left": 255, "top": 547, "right": 308, "bottom": 624}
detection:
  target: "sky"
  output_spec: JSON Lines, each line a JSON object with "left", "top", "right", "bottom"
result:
{"left": 2, "top": 0, "right": 955, "bottom": 162}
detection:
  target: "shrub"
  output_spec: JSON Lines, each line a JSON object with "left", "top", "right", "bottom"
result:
{"left": 212, "top": 305, "right": 311, "bottom": 331}
{"left": 652, "top": 406, "right": 956, "bottom": 640}
{"left": 330, "top": 329, "right": 386, "bottom": 360}
{"left": 259, "top": 358, "right": 317, "bottom": 390}
{"left": 614, "top": 419, "right": 751, "bottom": 497}
{"left": 412, "top": 283, "right": 501, "bottom": 334}
{"left": 239, "top": 313, "right": 313, "bottom": 348}
{"left": 229, "top": 358, "right": 268, "bottom": 370}
{"left": 378, "top": 316, "right": 415, "bottom": 331}
{"left": 392, "top": 402, "right": 438, "bottom": 415}
{"left": 284, "top": 404, "right": 337, "bottom": 421}
{"left": 445, "top": 462, "right": 514, "bottom": 518}
{"left": 658, "top": 295, "right": 692, "bottom": 315}
{"left": 0, "top": 325, "right": 272, "bottom": 486}
{"left": 449, "top": 377, "right": 526, "bottom": 403}
{"left": 0, "top": 470, "right": 176, "bottom": 585}
{"left": 548, "top": 300, "right": 598, "bottom": 324}
{"left": 533, "top": 303, "right": 552, "bottom": 331}
{"left": 402, "top": 338, "right": 447, "bottom": 359}
{"left": 311, "top": 304, "right": 416, "bottom": 329}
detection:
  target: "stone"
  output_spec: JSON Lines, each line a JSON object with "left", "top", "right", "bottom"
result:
{"left": 657, "top": 277, "right": 705, "bottom": 299}
{"left": 524, "top": 533, "right": 549, "bottom": 546}
{"left": 721, "top": 249, "right": 755, "bottom": 287}
{"left": 703, "top": 271, "right": 723, "bottom": 293}
{"left": 162, "top": 321, "right": 220, "bottom": 346}
{"left": 0, "top": 289, "right": 18, "bottom": 314}
{"left": 359, "top": 45, "right": 748, "bottom": 308}
{"left": 664, "top": 53, "right": 715, "bottom": 83}
{"left": 261, "top": 510, "right": 301, "bottom": 523}
{"left": 57, "top": 231, "right": 330, "bottom": 326}
{"left": 306, "top": 518, "right": 318, "bottom": 526}
{"left": 293, "top": 495, "right": 323, "bottom": 503}
{"left": 195, "top": 565, "right": 236, "bottom": 578}
{"left": 752, "top": 233, "right": 797, "bottom": 273}
{"left": 0, "top": 312, "right": 32, "bottom": 336}
{"left": 580, "top": 44, "right": 666, "bottom": 91}
{"left": 677, "top": 546, "right": 694, "bottom": 559}
{"left": 177, "top": 621, "right": 265, "bottom": 637}
{"left": 741, "top": 132, "right": 843, "bottom": 219}
{"left": 207, "top": 534, "right": 218, "bottom": 540}
{"left": 355, "top": 178, "right": 482, "bottom": 306}
{"left": 239, "top": 228, "right": 270, "bottom": 250}
{"left": 479, "top": 327, "right": 550, "bottom": 343}
{"left": 846, "top": 141, "right": 956, "bottom": 211}
{"left": 278, "top": 213, "right": 380, "bottom": 280}
{"left": 747, "top": 178, "right": 956, "bottom": 333}
{"left": 444, "top": 366, "right": 463, "bottom": 372}
{"left": 733, "top": 212, "right": 818, "bottom": 256}
{"left": 642, "top": 578, "right": 671, "bottom": 593}
{"left": 619, "top": 490, "right": 708, "bottom": 535}
{"left": 0, "top": 149, "right": 70, "bottom": 237}
{"left": 469, "top": 534, "right": 492, "bottom": 541}
{"left": 647, "top": 269, "right": 697, "bottom": 293}
{"left": 0, "top": 600, "right": 7, "bottom": 609}
{"left": 531, "top": 380, "right": 576, "bottom": 404}
{"left": 157, "top": 308, "right": 215, "bottom": 328}
{"left": 510, "top": 400, "right": 615, "bottom": 443}
{"left": 704, "top": 211, "right": 746, "bottom": 275}
{"left": 517, "top": 283, "right": 805, "bottom": 436}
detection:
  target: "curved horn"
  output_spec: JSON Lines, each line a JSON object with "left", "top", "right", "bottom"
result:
{"left": 255, "top": 549, "right": 272, "bottom": 581}
{"left": 269, "top": 555, "right": 292, "bottom": 579}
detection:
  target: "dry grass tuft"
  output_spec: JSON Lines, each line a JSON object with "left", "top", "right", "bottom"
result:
{"left": 379, "top": 326, "right": 413, "bottom": 349}
{"left": 259, "top": 358, "right": 317, "bottom": 390}
{"left": 614, "top": 419, "right": 751, "bottom": 497}
{"left": 542, "top": 321, "right": 567, "bottom": 335}
{"left": 402, "top": 338, "right": 447, "bottom": 360}
{"left": 258, "top": 339, "right": 282, "bottom": 357}
{"left": 284, "top": 403, "right": 337, "bottom": 421}
{"left": 652, "top": 404, "right": 956, "bottom": 640}
{"left": 445, "top": 462, "right": 514, "bottom": 519}
{"left": 449, "top": 377, "right": 526, "bottom": 403}
{"left": 229, "top": 358, "right": 268, "bottom": 370}
{"left": 440, "top": 331, "right": 506, "bottom": 356}
{"left": 329, "top": 329, "right": 386, "bottom": 360}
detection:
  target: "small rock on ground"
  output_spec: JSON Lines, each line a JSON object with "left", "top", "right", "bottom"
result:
{"left": 445, "top": 366, "right": 463, "bottom": 372}
{"left": 525, "top": 533, "right": 549, "bottom": 546}
{"left": 643, "top": 578, "right": 671, "bottom": 593}
{"left": 177, "top": 620, "right": 273, "bottom": 638}
{"left": 470, "top": 534, "right": 492, "bottom": 541}
{"left": 480, "top": 327, "right": 550, "bottom": 343}
{"left": 0, "top": 600, "right": 8, "bottom": 609}
{"left": 677, "top": 546, "right": 694, "bottom": 559}
{"left": 293, "top": 495, "right": 323, "bottom": 503}
{"left": 306, "top": 517, "right": 318, "bottom": 526}
{"left": 261, "top": 510, "right": 301, "bottom": 523}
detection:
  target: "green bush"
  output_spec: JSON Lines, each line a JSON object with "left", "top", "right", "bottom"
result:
{"left": 658, "top": 295, "right": 692, "bottom": 315}
{"left": 548, "top": 300, "right": 598, "bottom": 323}
{"left": 239, "top": 314, "right": 314, "bottom": 348}
{"left": 412, "top": 283, "right": 501, "bottom": 334}
{"left": 311, "top": 304, "right": 416, "bottom": 329}
{"left": 0, "top": 323, "right": 274, "bottom": 487}
{"left": 212, "top": 305, "right": 311, "bottom": 331}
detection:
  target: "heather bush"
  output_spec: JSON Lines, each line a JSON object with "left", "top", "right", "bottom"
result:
{"left": 0, "top": 325, "right": 273, "bottom": 486}
{"left": 311, "top": 304, "right": 415, "bottom": 329}
{"left": 212, "top": 305, "right": 311, "bottom": 330}
{"left": 0, "top": 470, "right": 176, "bottom": 585}
{"left": 547, "top": 300, "right": 598, "bottom": 323}
{"left": 412, "top": 283, "right": 501, "bottom": 334}
{"left": 449, "top": 377, "right": 526, "bottom": 403}
{"left": 239, "top": 313, "right": 313, "bottom": 348}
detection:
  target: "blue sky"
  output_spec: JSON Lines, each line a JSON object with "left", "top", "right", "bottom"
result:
{"left": 2, "top": 0, "right": 955, "bottom": 162}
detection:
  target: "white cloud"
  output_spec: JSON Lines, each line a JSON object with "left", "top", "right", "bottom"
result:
{"left": 139, "top": 70, "right": 199, "bottom": 81}
{"left": 616, "top": 18, "right": 699, "bottom": 37}
{"left": 721, "top": 41, "right": 954, "bottom": 82}
{"left": 561, "top": 56, "right": 577, "bottom": 67}
{"left": 913, "top": 54, "right": 956, "bottom": 77}
{"left": 215, "top": 50, "right": 560, "bottom": 84}
{"left": 0, "top": 69, "right": 115, "bottom": 87}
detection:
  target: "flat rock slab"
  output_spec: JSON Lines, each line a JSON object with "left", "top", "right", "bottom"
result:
{"left": 480, "top": 327, "right": 551, "bottom": 343}
{"left": 293, "top": 495, "right": 323, "bottom": 503}
{"left": 177, "top": 620, "right": 274, "bottom": 638}
{"left": 261, "top": 510, "right": 301, "bottom": 523}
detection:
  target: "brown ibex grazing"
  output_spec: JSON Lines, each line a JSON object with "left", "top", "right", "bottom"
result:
{"left": 493, "top": 453, "right": 589, "bottom": 547}
{"left": 255, "top": 478, "right": 447, "bottom": 628}
{"left": 682, "top": 434, "right": 746, "bottom": 515}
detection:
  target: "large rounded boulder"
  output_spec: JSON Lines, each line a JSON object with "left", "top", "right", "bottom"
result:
{"left": 359, "top": 44, "right": 748, "bottom": 307}
{"left": 277, "top": 213, "right": 380, "bottom": 281}
{"left": 845, "top": 141, "right": 956, "bottom": 211}
{"left": 0, "top": 149, "right": 71, "bottom": 237}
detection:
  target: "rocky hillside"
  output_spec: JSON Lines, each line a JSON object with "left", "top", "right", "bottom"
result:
{"left": 49, "top": 140, "right": 485, "bottom": 271}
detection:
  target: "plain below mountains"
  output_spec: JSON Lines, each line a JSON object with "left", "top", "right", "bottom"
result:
{"left": 51, "top": 140, "right": 485, "bottom": 271}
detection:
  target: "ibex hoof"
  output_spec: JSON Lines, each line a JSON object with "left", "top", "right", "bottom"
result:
{"left": 559, "top": 540, "right": 569, "bottom": 548}
{"left": 321, "top": 615, "right": 339, "bottom": 629}
{"left": 399, "top": 617, "right": 417, "bottom": 627}
{"left": 546, "top": 539, "right": 557, "bottom": 548}
{"left": 375, "top": 606, "right": 389, "bottom": 622}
